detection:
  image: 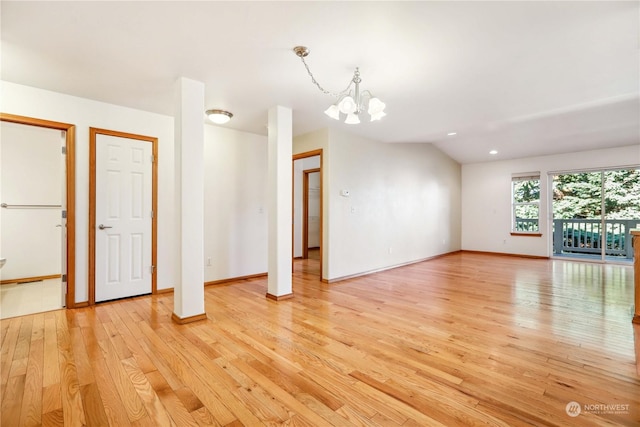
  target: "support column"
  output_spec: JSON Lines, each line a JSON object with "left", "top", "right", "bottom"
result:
{"left": 266, "top": 106, "right": 293, "bottom": 300}
{"left": 172, "top": 77, "right": 207, "bottom": 323}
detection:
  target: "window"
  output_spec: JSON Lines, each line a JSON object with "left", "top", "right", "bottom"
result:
{"left": 512, "top": 173, "right": 540, "bottom": 233}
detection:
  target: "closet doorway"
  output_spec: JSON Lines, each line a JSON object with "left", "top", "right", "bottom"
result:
{"left": 303, "top": 168, "right": 321, "bottom": 260}
{"left": 0, "top": 113, "right": 76, "bottom": 318}
{"left": 293, "top": 149, "right": 324, "bottom": 280}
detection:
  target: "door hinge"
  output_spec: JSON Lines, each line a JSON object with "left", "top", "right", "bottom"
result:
{"left": 62, "top": 274, "right": 67, "bottom": 283}
{"left": 151, "top": 154, "right": 155, "bottom": 163}
{"left": 151, "top": 210, "right": 154, "bottom": 219}
{"left": 61, "top": 146, "right": 67, "bottom": 155}
{"left": 150, "top": 265, "right": 156, "bottom": 274}
{"left": 62, "top": 282, "right": 67, "bottom": 294}
{"left": 61, "top": 210, "right": 67, "bottom": 219}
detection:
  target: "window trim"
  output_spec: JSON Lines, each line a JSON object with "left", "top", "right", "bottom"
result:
{"left": 510, "top": 232, "right": 542, "bottom": 237}
{"left": 511, "top": 173, "right": 541, "bottom": 234}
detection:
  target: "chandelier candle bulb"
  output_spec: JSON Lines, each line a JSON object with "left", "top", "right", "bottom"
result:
{"left": 345, "top": 114, "right": 360, "bottom": 125}
{"left": 338, "top": 96, "right": 357, "bottom": 115}
{"left": 324, "top": 105, "right": 340, "bottom": 120}
{"left": 367, "top": 98, "right": 386, "bottom": 122}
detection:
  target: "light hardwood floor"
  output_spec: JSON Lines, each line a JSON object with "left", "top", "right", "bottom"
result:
{"left": 1, "top": 252, "right": 638, "bottom": 426}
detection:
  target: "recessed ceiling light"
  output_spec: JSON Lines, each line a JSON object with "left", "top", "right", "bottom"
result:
{"left": 489, "top": 150, "right": 498, "bottom": 155}
{"left": 447, "top": 132, "right": 457, "bottom": 136}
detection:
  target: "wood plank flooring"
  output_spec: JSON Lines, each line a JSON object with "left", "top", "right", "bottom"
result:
{"left": 1, "top": 252, "right": 639, "bottom": 426}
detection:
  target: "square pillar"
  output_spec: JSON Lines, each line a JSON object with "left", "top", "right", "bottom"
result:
{"left": 173, "top": 77, "right": 206, "bottom": 323}
{"left": 266, "top": 106, "right": 293, "bottom": 300}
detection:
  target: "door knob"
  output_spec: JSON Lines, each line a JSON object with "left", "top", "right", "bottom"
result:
{"left": 98, "top": 224, "right": 112, "bottom": 230}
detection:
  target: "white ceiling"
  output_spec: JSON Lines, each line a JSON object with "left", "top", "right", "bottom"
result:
{"left": 1, "top": 1, "right": 638, "bottom": 164}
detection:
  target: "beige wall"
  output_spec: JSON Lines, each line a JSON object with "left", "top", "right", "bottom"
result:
{"left": 203, "top": 125, "right": 268, "bottom": 281}
{"left": 326, "top": 129, "right": 462, "bottom": 280}
{"left": 294, "top": 128, "right": 462, "bottom": 281}
{"left": 462, "top": 145, "right": 640, "bottom": 256}
{"left": 4, "top": 80, "right": 465, "bottom": 295}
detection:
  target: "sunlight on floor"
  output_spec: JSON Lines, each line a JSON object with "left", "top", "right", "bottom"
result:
{"left": 0, "top": 278, "right": 63, "bottom": 319}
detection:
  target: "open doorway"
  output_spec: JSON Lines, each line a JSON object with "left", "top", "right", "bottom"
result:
{"left": 293, "top": 149, "right": 323, "bottom": 280}
{"left": 303, "top": 168, "right": 321, "bottom": 260}
{"left": 0, "top": 113, "right": 76, "bottom": 318}
{"left": 550, "top": 167, "right": 640, "bottom": 263}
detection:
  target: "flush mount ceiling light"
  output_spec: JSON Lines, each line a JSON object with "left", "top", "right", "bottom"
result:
{"left": 205, "top": 109, "right": 233, "bottom": 124}
{"left": 293, "top": 46, "right": 386, "bottom": 124}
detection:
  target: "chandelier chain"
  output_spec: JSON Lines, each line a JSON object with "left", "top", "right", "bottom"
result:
{"left": 299, "top": 55, "right": 353, "bottom": 98}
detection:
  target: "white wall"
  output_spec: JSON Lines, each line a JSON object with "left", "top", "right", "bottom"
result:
{"left": 325, "top": 129, "right": 461, "bottom": 280}
{"left": 293, "top": 128, "right": 462, "bottom": 281}
{"left": 0, "top": 121, "right": 62, "bottom": 280}
{"left": 203, "top": 125, "right": 268, "bottom": 281}
{"left": 461, "top": 145, "right": 640, "bottom": 257}
{"left": 0, "top": 81, "right": 177, "bottom": 301}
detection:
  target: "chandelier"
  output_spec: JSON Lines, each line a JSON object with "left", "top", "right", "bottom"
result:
{"left": 293, "top": 46, "right": 386, "bottom": 124}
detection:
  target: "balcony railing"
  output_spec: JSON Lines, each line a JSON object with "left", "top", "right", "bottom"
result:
{"left": 514, "top": 218, "right": 538, "bottom": 232}
{"left": 552, "top": 219, "right": 640, "bottom": 259}
{"left": 514, "top": 218, "right": 639, "bottom": 259}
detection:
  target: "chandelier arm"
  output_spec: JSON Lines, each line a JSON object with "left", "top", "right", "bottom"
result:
{"left": 299, "top": 56, "right": 353, "bottom": 98}
{"left": 360, "top": 90, "right": 374, "bottom": 99}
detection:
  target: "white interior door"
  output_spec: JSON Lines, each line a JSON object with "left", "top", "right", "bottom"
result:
{"left": 95, "top": 134, "right": 152, "bottom": 302}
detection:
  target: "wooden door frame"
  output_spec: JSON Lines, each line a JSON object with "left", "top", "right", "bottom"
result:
{"left": 302, "top": 168, "right": 321, "bottom": 259}
{"left": 88, "top": 127, "right": 158, "bottom": 305}
{"left": 292, "top": 149, "right": 324, "bottom": 280}
{"left": 0, "top": 113, "right": 77, "bottom": 308}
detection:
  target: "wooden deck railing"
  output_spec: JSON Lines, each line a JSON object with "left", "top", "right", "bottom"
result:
{"left": 551, "top": 218, "right": 640, "bottom": 259}
{"left": 513, "top": 218, "right": 639, "bottom": 259}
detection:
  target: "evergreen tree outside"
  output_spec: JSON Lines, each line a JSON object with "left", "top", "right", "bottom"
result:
{"left": 603, "top": 169, "right": 640, "bottom": 219}
{"left": 512, "top": 177, "right": 540, "bottom": 231}
{"left": 552, "top": 168, "right": 640, "bottom": 256}
{"left": 552, "top": 169, "right": 640, "bottom": 219}
{"left": 552, "top": 172, "right": 602, "bottom": 219}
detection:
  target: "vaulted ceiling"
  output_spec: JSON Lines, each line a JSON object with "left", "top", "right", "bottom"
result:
{"left": 2, "top": 1, "right": 638, "bottom": 163}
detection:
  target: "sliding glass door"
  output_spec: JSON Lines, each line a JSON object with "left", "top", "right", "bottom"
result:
{"left": 551, "top": 168, "right": 640, "bottom": 263}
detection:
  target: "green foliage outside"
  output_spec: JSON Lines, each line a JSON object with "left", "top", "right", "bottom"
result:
{"left": 553, "top": 169, "right": 640, "bottom": 219}
{"left": 512, "top": 179, "right": 540, "bottom": 231}
{"left": 513, "top": 179, "right": 540, "bottom": 204}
